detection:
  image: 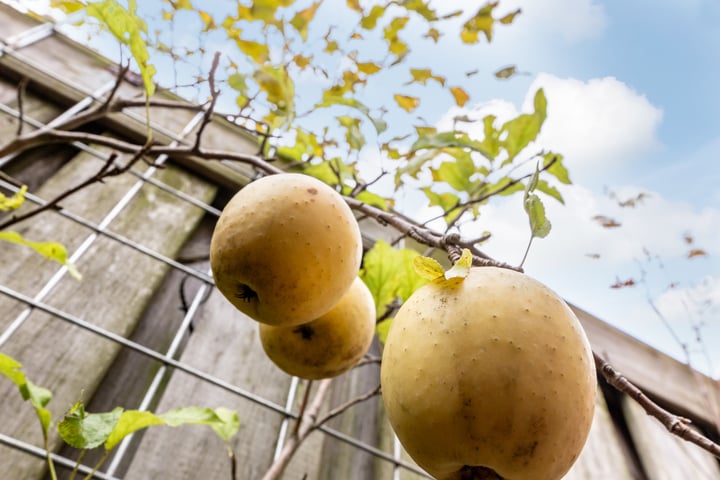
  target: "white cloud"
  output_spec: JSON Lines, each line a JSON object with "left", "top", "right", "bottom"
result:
{"left": 527, "top": 74, "right": 664, "bottom": 181}
{"left": 433, "top": 0, "right": 608, "bottom": 43}
{"left": 505, "top": 0, "right": 608, "bottom": 43}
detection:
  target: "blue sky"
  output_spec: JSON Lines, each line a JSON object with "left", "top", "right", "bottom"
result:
{"left": 8, "top": 0, "right": 719, "bottom": 376}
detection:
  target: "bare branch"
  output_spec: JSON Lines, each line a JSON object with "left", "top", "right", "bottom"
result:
{"left": 594, "top": 351, "right": 720, "bottom": 459}
{"left": 15, "top": 77, "right": 28, "bottom": 136}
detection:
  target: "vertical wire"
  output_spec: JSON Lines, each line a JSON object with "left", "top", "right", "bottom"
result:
{"left": 104, "top": 278, "right": 212, "bottom": 476}
{"left": 272, "top": 376, "right": 300, "bottom": 461}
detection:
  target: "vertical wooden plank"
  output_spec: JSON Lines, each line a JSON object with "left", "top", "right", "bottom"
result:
{"left": 563, "top": 387, "right": 639, "bottom": 479}
{"left": 122, "top": 288, "right": 294, "bottom": 479}
{"left": 622, "top": 395, "right": 720, "bottom": 479}
{"left": 0, "top": 157, "right": 215, "bottom": 479}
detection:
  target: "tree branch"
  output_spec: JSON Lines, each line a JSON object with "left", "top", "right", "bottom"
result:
{"left": 594, "top": 351, "right": 720, "bottom": 459}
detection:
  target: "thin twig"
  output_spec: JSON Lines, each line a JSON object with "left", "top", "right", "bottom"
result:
{"left": 314, "top": 384, "right": 381, "bottom": 429}
{"left": 16, "top": 77, "right": 28, "bottom": 136}
{"left": 594, "top": 351, "right": 720, "bottom": 459}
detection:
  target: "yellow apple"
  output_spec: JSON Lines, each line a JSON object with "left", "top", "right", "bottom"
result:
{"left": 381, "top": 267, "right": 596, "bottom": 480}
{"left": 258, "top": 277, "right": 376, "bottom": 379}
{"left": 210, "top": 173, "right": 363, "bottom": 326}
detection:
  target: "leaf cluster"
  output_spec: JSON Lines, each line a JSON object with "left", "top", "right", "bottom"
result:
{"left": 0, "top": 352, "right": 239, "bottom": 480}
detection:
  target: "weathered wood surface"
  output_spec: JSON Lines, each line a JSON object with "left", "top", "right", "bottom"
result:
{"left": 573, "top": 305, "right": 720, "bottom": 428}
{"left": 564, "top": 387, "right": 639, "bottom": 479}
{"left": 0, "top": 3, "right": 38, "bottom": 42}
{"left": 622, "top": 395, "right": 720, "bottom": 479}
{"left": 122, "top": 286, "right": 293, "bottom": 479}
{"left": 0, "top": 150, "right": 216, "bottom": 478}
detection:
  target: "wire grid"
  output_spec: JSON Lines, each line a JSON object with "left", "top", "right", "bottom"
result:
{"left": 0, "top": 12, "right": 430, "bottom": 480}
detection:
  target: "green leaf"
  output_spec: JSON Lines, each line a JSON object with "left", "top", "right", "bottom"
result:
{"left": 413, "top": 256, "right": 444, "bottom": 281}
{"left": 0, "top": 185, "right": 27, "bottom": 211}
{"left": 500, "top": 88, "right": 547, "bottom": 164}
{"left": 253, "top": 64, "right": 295, "bottom": 126}
{"left": 524, "top": 193, "right": 551, "bottom": 238}
{"left": 360, "top": 240, "right": 428, "bottom": 318}
{"left": 209, "top": 407, "right": 240, "bottom": 442}
{"left": 490, "top": 177, "right": 525, "bottom": 197}
{"left": 0, "top": 231, "right": 81, "bottom": 279}
{"left": 160, "top": 406, "right": 222, "bottom": 427}
{"left": 421, "top": 187, "right": 460, "bottom": 213}
{"left": 336, "top": 115, "right": 365, "bottom": 150}
{"left": 58, "top": 401, "right": 123, "bottom": 449}
{"left": 543, "top": 152, "right": 571, "bottom": 184}
{"left": 0, "top": 352, "right": 25, "bottom": 387}
{"left": 0, "top": 353, "right": 53, "bottom": 436}
{"left": 535, "top": 179, "right": 564, "bottom": 204}
{"left": 410, "top": 131, "right": 492, "bottom": 159}
{"left": 315, "top": 96, "right": 387, "bottom": 134}
{"left": 355, "top": 190, "right": 391, "bottom": 211}
{"left": 104, "top": 410, "right": 164, "bottom": 451}
{"left": 432, "top": 152, "right": 475, "bottom": 191}
{"left": 444, "top": 249, "right": 472, "bottom": 280}
{"left": 87, "top": 0, "right": 155, "bottom": 96}
{"left": 300, "top": 159, "right": 355, "bottom": 187}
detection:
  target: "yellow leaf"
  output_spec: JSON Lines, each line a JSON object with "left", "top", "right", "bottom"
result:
{"left": 361, "top": 5, "right": 385, "bottom": 29}
{"left": 413, "top": 256, "right": 444, "bottom": 281}
{"left": 0, "top": 231, "right": 81, "bottom": 279}
{"left": 162, "top": 9, "right": 174, "bottom": 20}
{"left": 499, "top": 8, "right": 522, "bottom": 24}
{"left": 50, "top": 0, "right": 85, "bottom": 13}
{"left": 0, "top": 185, "right": 27, "bottom": 211}
{"left": 394, "top": 94, "right": 420, "bottom": 112}
{"left": 235, "top": 38, "right": 270, "bottom": 64}
{"left": 198, "top": 10, "right": 216, "bottom": 31}
{"left": 346, "top": 0, "right": 362, "bottom": 13}
{"left": 173, "top": 0, "right": 192, "bottom": 9}
{"left": 292, "top": 53, "right": 312, "bottom": 69}
{"left": 356, "top": 61, "right": 381, "bottom": 75}
{"left": 494, "top": 65, "right": 517, "bottom": 79}
{"left": 461, "top": 2, "right": 498, "bottom": 44}
{"left": 424, "top": 27, "right": 440, "bottom": 42}
{"left": 450, "top": 86, "right": 470, "bottom": 107}
{"left": 407, "top": 68, "right": 445, "bottom": 86}
{"left": 350, "top": 32, "right": 363, "bottom": 40}
{"left": 444, "top": 249, "right": 472, "bottom": 280}
{"left": 289, "top": 1, "right": 321, "bottom": 41}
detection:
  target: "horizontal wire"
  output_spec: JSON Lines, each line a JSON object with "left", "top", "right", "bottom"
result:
{"left": 0, "top": 432, "right": 121, "bottom": 480}
{"left": 0, "top": 179, "right": 214, "bottom": 285}
{"left": 0, "top": 18, "right": 430, "bottom": 477}
{"left": 0, "top": 283, "right": 430, "bottom": 477}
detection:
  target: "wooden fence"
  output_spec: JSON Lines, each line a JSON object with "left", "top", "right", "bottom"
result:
{"left": 0, "top": 3, "right": 719, "bottom": 479}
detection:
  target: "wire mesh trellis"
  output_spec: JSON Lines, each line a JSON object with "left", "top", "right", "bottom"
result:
{"left": 0, "top": 7, "right": 431, "bottom": 479}
{"left": 4, "top": 4, "right": 720, "bottom": 480}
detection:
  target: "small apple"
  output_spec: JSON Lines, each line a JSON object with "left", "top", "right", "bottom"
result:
{"left": 258, "top": 277, "right": 376, "bottom": 379}
{"left": 381, "top": 267, "right": 596, "bottom": 480}
{"left": 210, "top": 173, "right": 362, "bottom": 326}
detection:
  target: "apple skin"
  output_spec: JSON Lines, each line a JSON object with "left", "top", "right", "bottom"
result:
{"left": 258, "top": 277, "right": 376, "bottom": 379}
{"left": 380, "top": 267, "right": 596, "bottom": 480}
{"left": 210, "top": 173, "right": 362, "bottom": 326}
